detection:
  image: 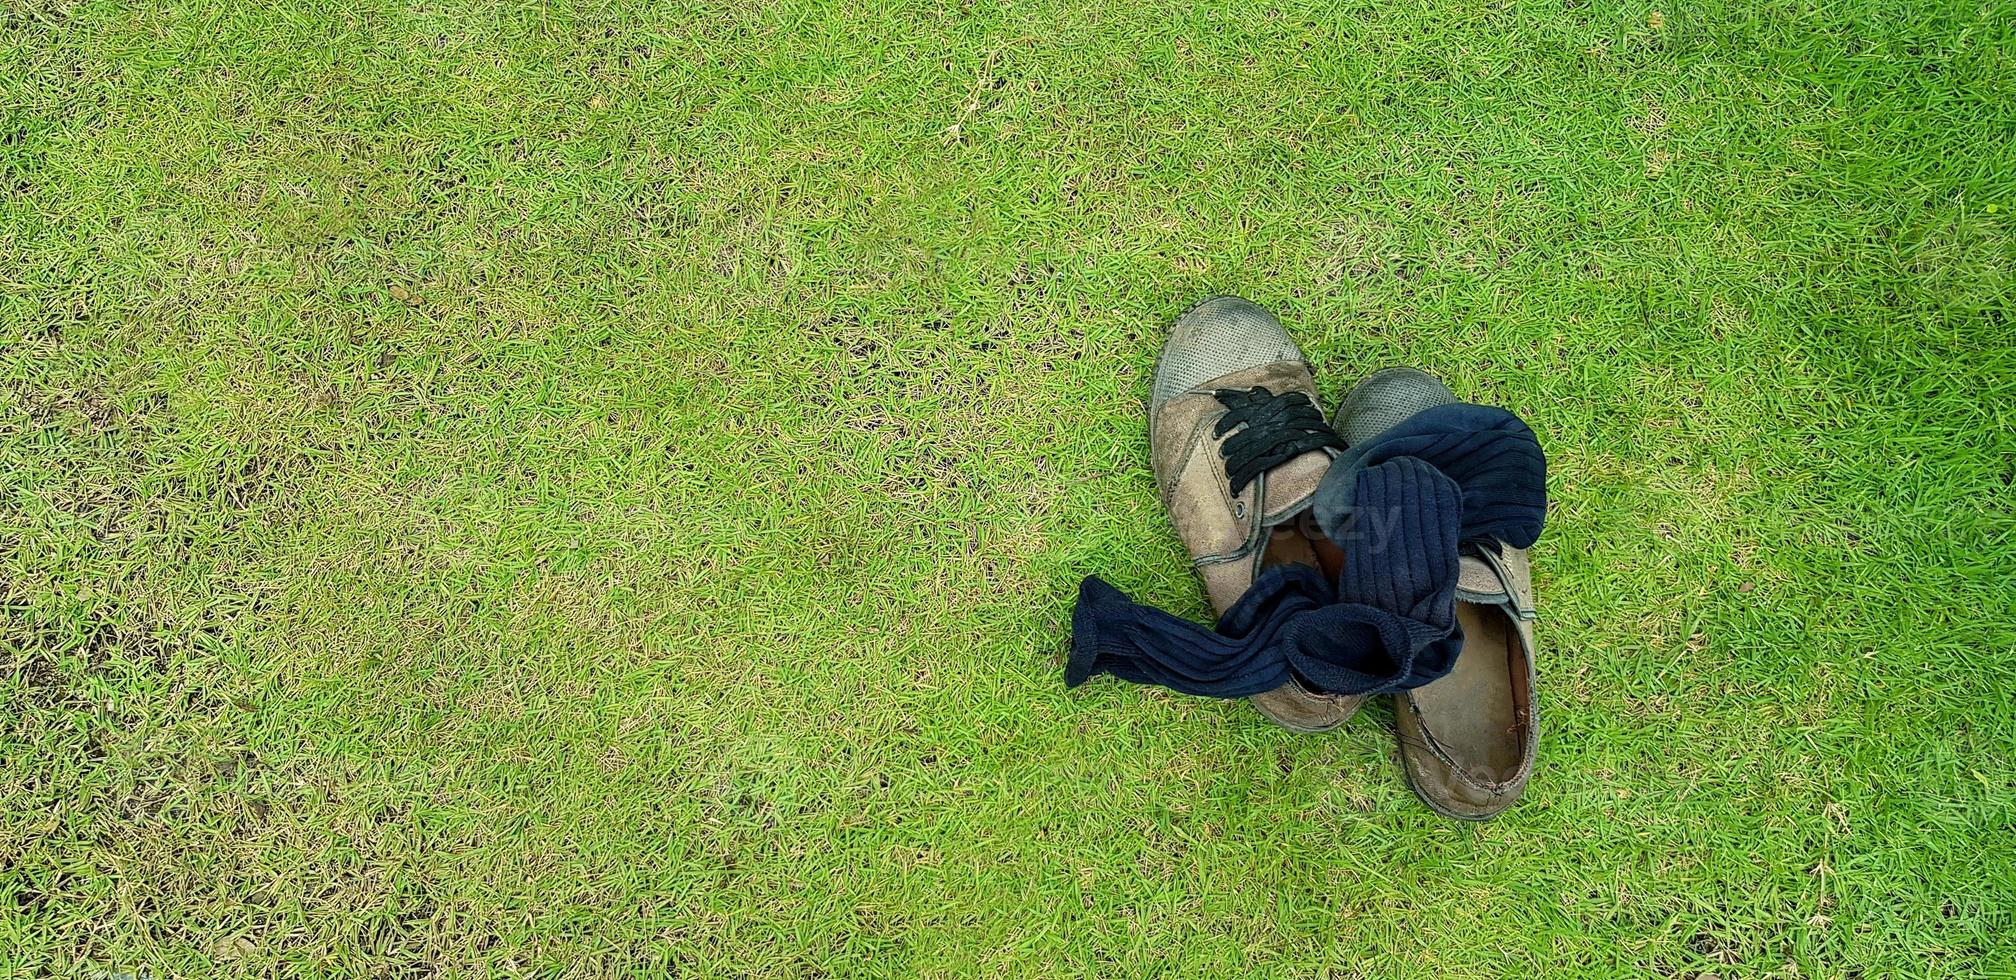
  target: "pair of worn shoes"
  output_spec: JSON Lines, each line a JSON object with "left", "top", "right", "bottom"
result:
{"left": 1147, "top": 297, "right": 1538, "bottom": 820}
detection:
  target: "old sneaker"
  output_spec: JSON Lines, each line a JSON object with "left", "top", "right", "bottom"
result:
{"left": 1149, "top": 297, "right": 1365, "bottom": 732}
{"left": 1333, "top": 368, "right": 1539, "bottom": 819}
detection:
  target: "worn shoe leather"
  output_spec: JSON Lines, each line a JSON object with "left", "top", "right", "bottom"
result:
{"left": 1150, "top": 297, "right": 1365, "bottom": 732}
{"left": 1333, "top": 367, "right": 1538, "bottom": 818}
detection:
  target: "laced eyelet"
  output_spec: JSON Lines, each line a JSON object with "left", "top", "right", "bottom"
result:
{"left": 1211, "top": 386, "right": 1346, "bottom": 497}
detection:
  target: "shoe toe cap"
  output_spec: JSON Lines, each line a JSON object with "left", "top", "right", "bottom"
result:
{"left": 1334, "top": 367, "right": 1458, "bottom": 444}
{"left": 1153, "top": 296, "right": 1305, "bottom": 410}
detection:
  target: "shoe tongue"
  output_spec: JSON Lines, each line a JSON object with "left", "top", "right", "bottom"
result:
{"left": 1456, "top": 554, "right": 1511, "bottom": 600}
{"left": 1259, "top": 449, "right": 1330, "bottom": 519}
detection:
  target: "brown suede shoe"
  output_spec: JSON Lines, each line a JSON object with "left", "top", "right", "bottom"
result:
{"left": 1149, "top": 297, "right": 1365, "bottom": 732}
{"left": 1333, "top": 368, "right": 1538, "bottom": 819}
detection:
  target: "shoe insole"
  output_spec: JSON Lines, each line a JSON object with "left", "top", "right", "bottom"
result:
{"left": 1260, "top": 527, "right": 1321, "bottom": 572}
{"left": 1411, "top": 602, "right": 1524, "bottom": 779}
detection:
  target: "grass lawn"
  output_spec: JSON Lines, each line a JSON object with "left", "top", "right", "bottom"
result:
{"left": 4, "top": 0, "right": 2014, "bottom": 975}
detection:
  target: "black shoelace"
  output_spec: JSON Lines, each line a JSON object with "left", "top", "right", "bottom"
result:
{"left": 1212, "top": 387, "right": 1347, "bottom": 496}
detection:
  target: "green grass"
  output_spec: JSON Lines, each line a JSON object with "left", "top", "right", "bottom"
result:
{"left": 3, "top": 0, "right": 2013, "bottom": 975}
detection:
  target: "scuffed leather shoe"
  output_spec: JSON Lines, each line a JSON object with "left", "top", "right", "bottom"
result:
{"left": 1333, "top": 368, "right": 1538, "bottom": 819}
{"left": 1150, "top": 297, "right": 1365, "bottom": 732}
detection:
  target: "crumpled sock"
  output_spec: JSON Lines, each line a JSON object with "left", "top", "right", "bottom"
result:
{"left": 1289, "top": 455, "right": 1464, "bottom": 693}
{"left": 1314, "top": 401, "right": 1546, "bottom": 550}
{"left": 1066, "top": 455, "right": 1466, "bottom": 698}
{"left": 1065, "top": 564, "right": 1326, "bottom": 697}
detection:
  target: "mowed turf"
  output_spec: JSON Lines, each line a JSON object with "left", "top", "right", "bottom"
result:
{"left": 3, "top": 0, "right": 2012, "bottom": 975}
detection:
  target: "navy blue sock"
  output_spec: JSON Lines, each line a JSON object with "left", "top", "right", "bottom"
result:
{"left": 1067, "top": 456, "right": 1465, "bottom": 697}
{"left": 1065, "top": 401, "right": 1545, "bottom": 699}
